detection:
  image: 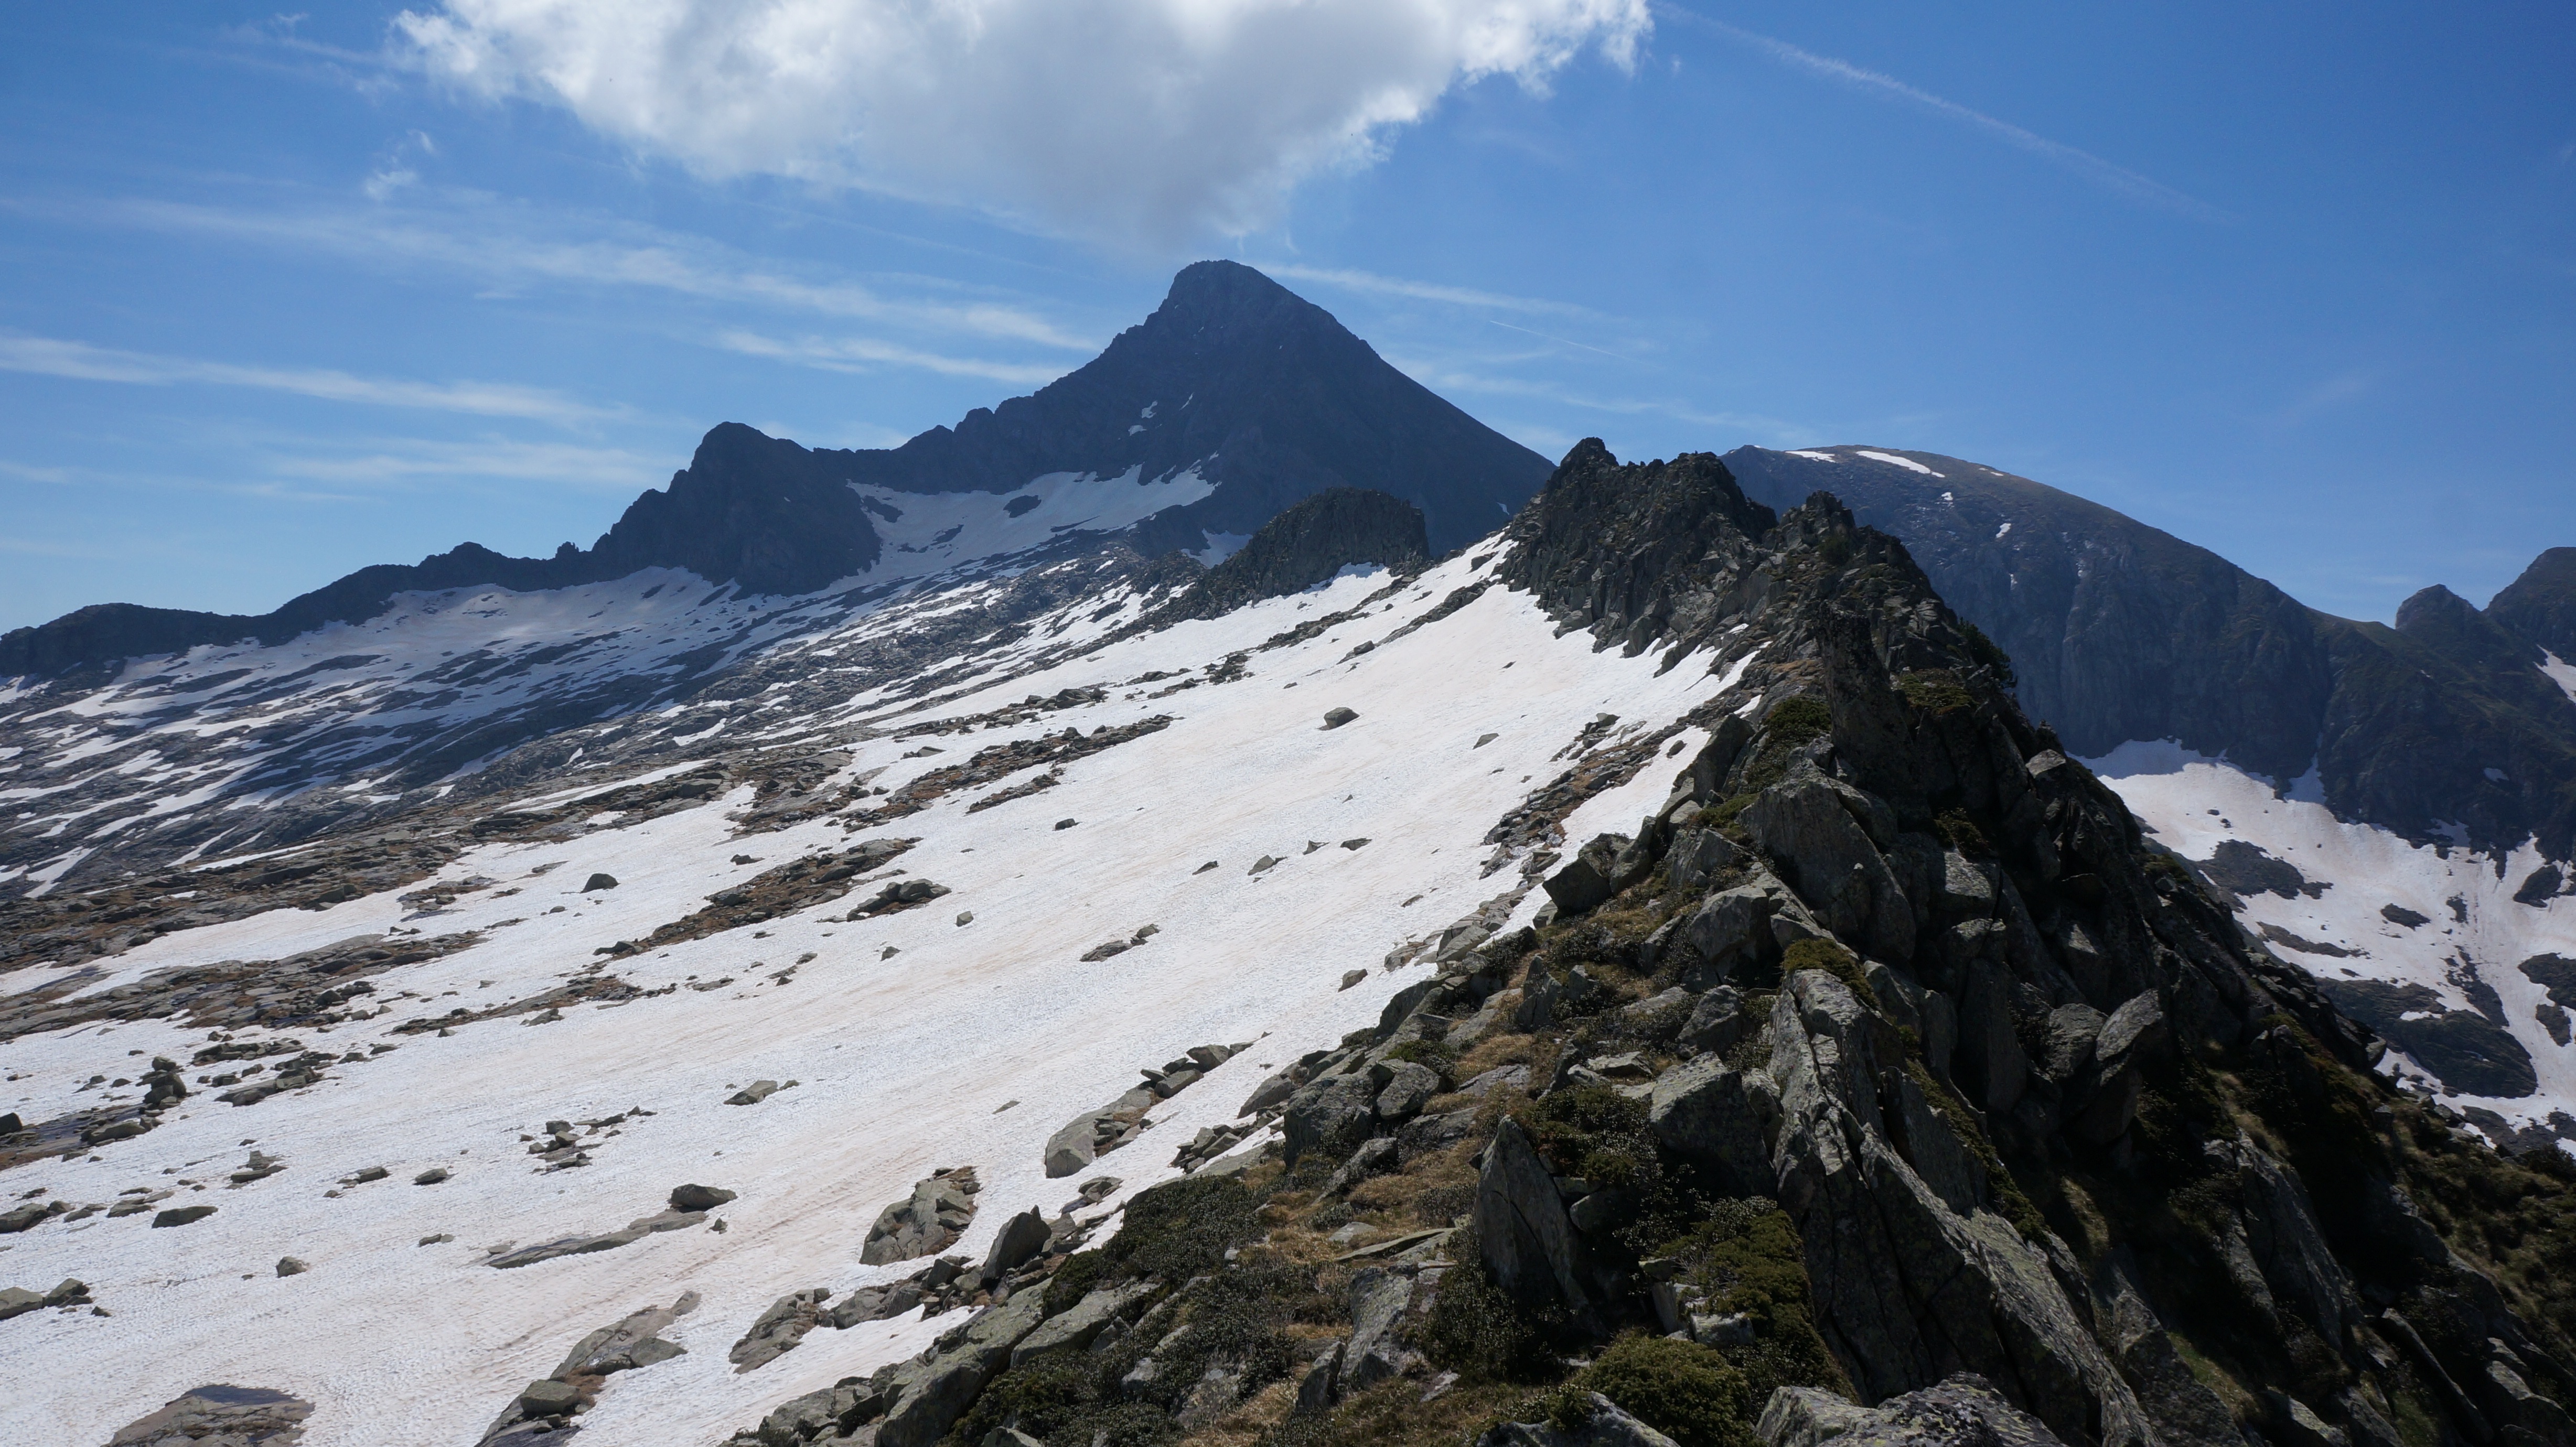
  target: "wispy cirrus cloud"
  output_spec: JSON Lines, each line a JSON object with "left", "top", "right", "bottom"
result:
{"left": 1258, "top": 263, "right": 1607, "bottom": 320}
{"left": 29, "top": 193, "right": 1102, "bottom": 353}
{"left": 259, "top": 437, "right": 672, "bottom": 492}
{"left": 716, "top": 330, "right": 1070, "bottom": 386}
{"left": 0, "top": 332, "right": 620, "bottom": 426}
{"left": 1390, "top": 353, "right": 1820, "bottom": 444}
{"left": 1660, "top": 6, "right": 2229, "bottom": 223}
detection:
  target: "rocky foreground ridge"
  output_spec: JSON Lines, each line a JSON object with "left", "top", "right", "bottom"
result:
{"left": 1, "top": 444, "right": 2570, "bottom": 1447}
{"left": 689, "top": 453, "right": 2575, "bottom": 1447}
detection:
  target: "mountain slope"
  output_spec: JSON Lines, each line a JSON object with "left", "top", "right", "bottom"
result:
{"left": 1725, "top": 444, "right": 2576, "bottom": 1133}
{"left": 7, "top": 442, "right": 2568, "bottom": 1447}
{"left": 0, "top": 262, "right": 1550, "bottom": 681}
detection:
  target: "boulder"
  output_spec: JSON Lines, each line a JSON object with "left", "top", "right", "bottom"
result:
{"left": 1324, "top": 1138, "right": 1401, "bottom": 1196}
{"left": 670, "top": 1183, "right": 738, "bottom": 1212}
{"left": 1685, "top": 888, "right": 1776, "bottom": 985}
{"left": 1395, "top": 1108, "right": 1482, "bottom": 1163}
{"left": 1238, "top": 1069, "right": 1300, "bottom": 1116}
{"left": 1679, "top": 987, "right": 1747, "bottom": 1056}
{"left": 1343, "top": 1265, "right": 1424, "bottom": 1390}
{"left": 1373, "top": 1060, "right": 1442, "bottom": 1119}
{"left": 1474, "top": 1117, "right": 1598, "bottom": 1317}
{"left": 1283, "top": 1071, "right": 1379, "bottom": 1164}
{"left": 1756, "top": 1375, "right": 2067, "bottom": 1447}
{"left": 556, "top": 1298, "right": 695, "bottom": 1377}
{"left": 275, "top": 1257, "right": 308, "bottom": 1277}
{"left": 728, "top": 1289, "right": 829, "bottom": 1372}
{"left": 872, "top": 1290, "right": 1050, "bottom": 1447}
{"left": 1741, "top": 780, "right": 1914, "bottom": 962}
{"left": 1323, "top": 707, "right": 1358, "bottom": 729}
{"left": 1647, "top": 1056, "right": 1778, "bottom": 1194}
{"left": 1544, "top": 834, "right": 1632, "bottom": 916}
{"left": 1667, "top": 828, "right": 1743, "bottom": 895}
{"left": 1010, "top": 1280, "right": 1153, "bottom": 1367}
{"left": 978, "top": 1207, "right": 1052, "bottom": 1284}
{"left": 726, "top": 1080, "right": 782, "bottom": 1106}
{"left": 151, "top": 1205, "right": 216, "bottom": 1228}
{"left": 863, "top": 1168, "right": 979, "bottom": 1265}
{"left": 582, "top": 873, "right": 619, "bottom": 891}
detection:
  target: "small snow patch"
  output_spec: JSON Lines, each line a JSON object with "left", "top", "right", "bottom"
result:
{"left": 1855, "top": 449, "right": 1943, "bottom": 477}
{"left": 1787, "top": 450, "right": 1837, "bottom": 462}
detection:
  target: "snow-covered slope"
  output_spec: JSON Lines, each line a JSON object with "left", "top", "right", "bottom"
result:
{"left": 2091, "top": 741, "right": 2576, "bottom": 1147}
{"left": 0, "top": 545, "right": 1775, "bottom": 1445}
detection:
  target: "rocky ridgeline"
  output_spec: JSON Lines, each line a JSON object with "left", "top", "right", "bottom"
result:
{"left": 715, "top": 446, "right": 2572, "bottom": 1447}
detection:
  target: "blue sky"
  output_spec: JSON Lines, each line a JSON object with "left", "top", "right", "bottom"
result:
{"left": 2, "top": 1, "right": 2571, "bottom": 632}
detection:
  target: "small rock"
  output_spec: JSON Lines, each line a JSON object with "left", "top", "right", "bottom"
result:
{"left": 418, "top": 1233, "right": 454, "bottom": 1246}
{"left": 670, "top": 1183, "right": 737, "bottom": 1212}
{"left": 1341, "top": 838, "right": 1371, "bottom": 850}
{"left": 414, "top": 1168, "right": 450, "bottom": 1185}
{"left": 519, "top": 1377, "right": 581, "bottom": 1416}
{"left": 582, "top": 873, "right": 619, "bottom": 891}
{"left": 956, "top": 911, "right": 975, "bottom": 925}
{"left": 1340, "top": 969, "right": 1368, "bottom": 991}
{"left": 152, "top": 1205, "right": 217, "bottom": 1228}
{"left": 1250, "top": 855, "right": 1280, "bottom": 874}
{"left": 276, "top": 1256, "right": 308, "bottom": 1277}
{"left": 1055, "top": 818, "right": 1079, "bottom": 830}
{"left": 1322, "top": 707, "right": 1358, "bottom": 729}
{"left": 726, "top": 1080, "right": 782, "bottom": 1106}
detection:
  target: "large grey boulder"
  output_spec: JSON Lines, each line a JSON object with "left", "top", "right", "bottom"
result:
{"left": 2210, "top": 1133, "right": 2362, "bottom": 1347}
{"left": 1741, "top": 780, "right": 1915, "bottom": 962}
{"left": 1544, "top": 833, "right": 1640, "bottom": 916}
{"left": 863, "top": 1167, "right": 980, "bottom": 1265}
{"left": 554, "top": 1295, "right": 697, "bottom": 1378}
{"left": 978, "top": 1207, "right": 1053, "bottom": 1285}
{"left": 729, "top": 1289, "right": 830, "bottom": 1372}
{"left": 1373, "top": 1060, "right": 1442, "bottom": 1119}
{"left": 872, "top": 1290, "right": 1050, "bottom": 1447}
{"left": 1686, "top": 888, "right": 1776, "bottom": 984}
{"left": 1757, "top": 1375, "right": 2067, "bottom": 1447}
{"left": 1343, "top": 1264, "right": 1425, "bottom": 1390}
{"left": 1762, "top": 970, "right": 2155, "bottom": 1447}
{"left": 1283, "top": 1070, "right": 1380, "bottom": 1164}
{"left": 1010, "top": 1279, "right": 1153, "bottom": 1367}
{"left": 1647, "top": 1056, "right": 1778, "bottom": 1194}
{"left": 1474, "top": 1117, "right": 1596, "bottom": 1316}
{"left": 2091, "top": 1249, "right": 2242, "bottom": 1447}
{"left": 1668, "top": 828, "right": 1743, "bottom": 895}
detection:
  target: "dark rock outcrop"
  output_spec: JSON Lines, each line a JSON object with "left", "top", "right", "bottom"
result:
{"left": 1723, "top": 445, "right": 2576, "bottom": 857}
{"left": 1145, "top": 487, "right": 1428, "bottom": 623}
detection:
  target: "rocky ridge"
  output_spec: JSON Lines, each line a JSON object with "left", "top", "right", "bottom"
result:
{"left": 706, "top": 447, "right": 2576, "bottom": 1447}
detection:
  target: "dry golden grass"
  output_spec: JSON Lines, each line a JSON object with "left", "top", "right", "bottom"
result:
{"left": 1183, "top": 1378, "right": 1301, "bottom": 1447}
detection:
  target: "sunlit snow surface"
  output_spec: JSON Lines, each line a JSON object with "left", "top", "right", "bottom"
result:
{"left": 0, "top": 550, "right": 1757, "bottom": 1446}
{"left": 2089, "top": 741, "right": 2576, "bottom": 1132}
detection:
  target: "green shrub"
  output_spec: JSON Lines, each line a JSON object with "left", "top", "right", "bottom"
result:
{"left": 1933, "top": 808, "right": 1991, "bottom": 857}
{"left": 1419, "top": 1252, "right": 1555, "bottom": 1381}
{"left": 1105, "top": 1175, "right": 1258, "bottom": 1283}
{"left": 1044, "top": 1249, "right": 1106, "bottom": 1316}
{"left": 1735, "top": 699, "right": 1833, "bottom": 793}
{"left": 1658, "top": 1199, "right": 1851, "bottom": 1408}
{"left": 1894, "top": 670, "right": 1974, "bottom": 716}
{"left": 1778, "top": 938, "right": 1875, "bottom": 1010}
{"left": 1557, "top": 1334, "right": 1753, "bottom": 1447}
{"left": 1958, "top": 621, "right": 2017, "bottom": 687}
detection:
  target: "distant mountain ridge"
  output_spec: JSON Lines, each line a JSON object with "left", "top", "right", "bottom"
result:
{"left": 1724, "top": 445, "right": 2576, "bottom": 859}
{"left": 0, "top": 261, "right": 1550, "bottom": 681}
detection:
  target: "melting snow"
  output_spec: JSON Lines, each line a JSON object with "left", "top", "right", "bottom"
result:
{"left": 2089, "top": 739, "right": 2576, "bottom": 1130}
{"left": 852, "top": 465, "right": 1214, "bottom": 584}
{"left": 2541, "top": 651, "right": 2576, "bottom": 707}
{"left": 1855, "top": 450, "right": 1944, "bottom": 477}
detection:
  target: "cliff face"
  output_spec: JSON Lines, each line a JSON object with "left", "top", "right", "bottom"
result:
{"left": 1725, "top": 446, "right": 2576, "bottom": 860}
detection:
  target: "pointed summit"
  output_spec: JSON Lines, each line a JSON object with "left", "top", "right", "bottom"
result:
{"left": 2, "top": 262, "right": 1549, "bottom": 677}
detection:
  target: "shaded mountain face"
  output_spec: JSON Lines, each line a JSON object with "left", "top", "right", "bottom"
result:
{"left": 2489, "top": 547, "right": 2576, "bottom": 661}
{"left": 0, "top": 261, "right": 1549, "bottom": 681}
{"left": 1143, "top": 485, "right": 1427, "bottom": 624}
{"left": 1724, "top": 445, "right": 2576, "bottom": 859}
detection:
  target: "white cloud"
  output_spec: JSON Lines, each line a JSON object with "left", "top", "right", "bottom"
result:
{"left": 1663, "top": 10, "right": 2228, "bottom": 223}
{"left": 57, "top": 195, "right": 1097, "bottom": 351}
{"left": 0, "top": 332, "right": 619, "bottom": 427}
{"left": 716, "top": 330, "right": 1070, "bottom": 386}
{"left": 393, "top": 0, "right": 1650, "bottom": 244}
{"left": 260, "top": 437, "right": 669, "bottom": 491}
{"left": 1259, "top": 263, "right": 1604, "bottom": 319}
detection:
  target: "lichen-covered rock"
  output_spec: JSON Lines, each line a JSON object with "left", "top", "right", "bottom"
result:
{"left": 1479, "top": 1391, "right": 1684, "bottom": 1447}
{"left": 1756, "top": 1374, "right": 2066, "bottom": 1447}
{"left": 1742, "top": 780, "right": 1914, "bottom": 963}
{"left": 1283, "top": 1069, "right": 1379, "bottom": 1164}
{"left": 862, "top": 1166, "right": 980, "bottom": 1265}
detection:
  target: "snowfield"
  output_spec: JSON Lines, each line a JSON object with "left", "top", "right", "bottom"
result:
{"left": 2090, "top": 740, "right": 2576, "bottom": 1134}
{"left": 0, "top": 551, "right": 1763, "bottom": 1445}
